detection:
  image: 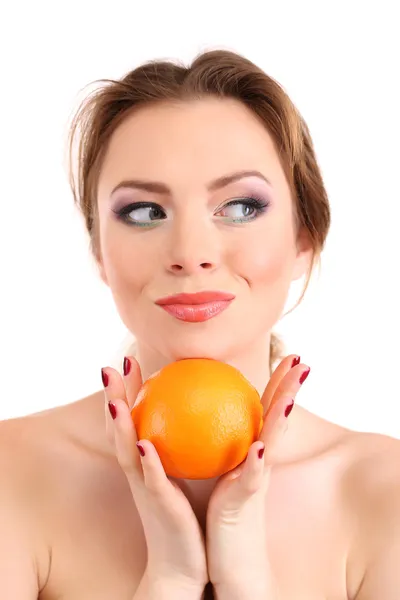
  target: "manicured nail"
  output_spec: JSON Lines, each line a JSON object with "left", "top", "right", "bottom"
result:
{"left": 101, "top": 368, "right": 109, "bottom": 388}
{"left": 108, "top": 401, "right": 117, "bottom": 420}
{"left": 258, "top": 446, "right": 265, "bottom": 459}
{"left": 123, "top": 357, "right": 131, "bottom": 377}
{"left": 284, "top": 400, "right": 295, "bottom": 418}
{"left": 299, "top": 367, "right": 310, "bottom": 385}
{"left": 136, "top": 442, "right": 145, "bottom": 457}
{"left": 291, "top": 356, "right": 301, "bottom": 368}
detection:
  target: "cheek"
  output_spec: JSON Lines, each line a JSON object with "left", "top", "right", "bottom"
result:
{"left": 233, "top": 235, "right": 294, "bottom": 286}
{"left": 232, "top": 234, "right": 296, "bottom": 327}
{"left": 100, "top": 231, "right": 154, "bottom": 292}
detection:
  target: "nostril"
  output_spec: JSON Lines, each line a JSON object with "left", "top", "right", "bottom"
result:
{"left": 170, "top": 262, "right": 213, "bottom": 272}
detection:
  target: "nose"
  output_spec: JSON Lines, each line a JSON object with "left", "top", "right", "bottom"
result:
{"left": 164, "top": 220, "right": 220, "bottom": 276}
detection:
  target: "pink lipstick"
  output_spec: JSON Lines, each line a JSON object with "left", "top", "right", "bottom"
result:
{"left": 155, "top": 291, "right": 235, "bottom": 323}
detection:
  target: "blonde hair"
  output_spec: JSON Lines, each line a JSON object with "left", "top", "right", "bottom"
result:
{"left": 67, "top": 49, "right": 331, "bottom": 373}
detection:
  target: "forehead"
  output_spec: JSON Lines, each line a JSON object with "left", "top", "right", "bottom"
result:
{"left": 98, "top": 97, "right": 286, "bottom": 196}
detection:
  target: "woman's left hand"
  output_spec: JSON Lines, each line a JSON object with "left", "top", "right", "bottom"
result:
{"left": 206, "top": 354, "right": 311, "bottom": 599}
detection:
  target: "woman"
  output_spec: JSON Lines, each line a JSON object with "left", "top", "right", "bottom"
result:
{"left": 1, "top": 49, "right": 399, "bottom": 600}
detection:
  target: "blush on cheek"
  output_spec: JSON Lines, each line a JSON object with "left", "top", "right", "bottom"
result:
{"left": 237, "top": 243, "right": 292, "bottom": 286}
{"left": 243, "top": 249, "right": 294, "bottom": 329}
{"left": 100, "top": 243, "right": 146, "bottom": 304}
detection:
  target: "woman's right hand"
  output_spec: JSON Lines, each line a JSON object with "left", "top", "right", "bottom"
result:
{"left": 101, "top": 356, "right": 208, "bottom": 594}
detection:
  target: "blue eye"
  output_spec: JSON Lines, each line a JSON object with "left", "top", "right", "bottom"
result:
{"left": 216, "top": 196, "right": 271, "bottom": 222}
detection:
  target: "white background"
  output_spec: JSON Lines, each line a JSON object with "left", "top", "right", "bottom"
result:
{"left": 0, "top": 1, "right": 399, "bottom": 438}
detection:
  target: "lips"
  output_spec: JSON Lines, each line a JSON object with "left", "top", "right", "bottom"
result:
{"left": 154, "top": 291, "right": 236, "bottom": 323}
{"left": 155, "top": 291, "right": 236, "bottom": 305}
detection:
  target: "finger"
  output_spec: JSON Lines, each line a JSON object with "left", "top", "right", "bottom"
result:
{"left": 269, "top": 361, "right": 311, "bottom": 413}
{"left": 260, "top": 394, "right": 293, "bottom": 466}
{"left": 222, "top": 441, "right": 266, "bottom": 507}
{"left": 109, "top": 399, "right": 174, "bottom": 508}
{"left": 135, "top": 438, "right": 173, "bottom": 498}
{"left": 261, "top": 354, "right": 301, "bottom": 414}
{"left": 109, "top": 398, "right": 142, "bottom": 483}
{"left": 122, "top": 356, "right": 143, "bottom": 410}
{"left": 134, "top": 440, "right": 198, "bottom": 530}
{"left": 101, "top": 365, "right": 128, "bottom": 405}
{"left": 101, "top": 366, "right": 128, "bottom": 447}
{"left": 237, "top": 441, "right": 266, "bottom": 496}
{"left": 259, "top": 361, "right": 310, "bottom": 467}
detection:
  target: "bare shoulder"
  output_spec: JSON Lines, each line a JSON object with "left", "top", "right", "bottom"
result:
{"left": 0, "top": 403, "right": 71, "bottom": 473}
{"left": 343, "top": 429, "right": 400, "bottom": 500}
{"left": 0, "top": 411, "right": 53, "bottom": 491}
{"left": 0, "top": 394, "right": 107, "bottom": 595}
{"left": 0, "top": 413, "right": 57, "bottom": 596}
{"left": 0, "top": 392, "right": 109, "bottom": 490}
{"left": 342, "top": 430, "right": 400, "bottom": 598}
{"left": 0, "top": 406, "right": 71, "bottom": 514}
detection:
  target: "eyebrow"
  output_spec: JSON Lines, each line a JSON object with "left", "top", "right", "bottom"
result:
{"left": 110, "top": 169, "right": 272, "bottom": 196}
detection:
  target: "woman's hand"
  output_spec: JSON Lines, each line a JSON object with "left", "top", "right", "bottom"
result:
{"left": 101, "top": 357, "right": 208, "bottom": 594}
{"left": 206, "top": 354, "right": 311, "bottom": 598}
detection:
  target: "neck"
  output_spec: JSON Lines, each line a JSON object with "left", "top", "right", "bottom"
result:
{"left": 135, "top": 334, "right": 272, "bottom": 398}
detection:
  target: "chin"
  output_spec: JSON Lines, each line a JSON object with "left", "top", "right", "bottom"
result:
{"left": 161, "top": 335, "right": 235, "bottom": 363}
{"left": 135, "top": 312, "right": 264, "bottom": 364}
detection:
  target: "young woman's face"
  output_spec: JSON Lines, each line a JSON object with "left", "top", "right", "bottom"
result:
{"left": 97, "top": 97, "right": 312, "bottom": 361}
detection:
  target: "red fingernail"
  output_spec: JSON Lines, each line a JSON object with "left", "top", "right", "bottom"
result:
{"left": 101, "top": 368, "right": 109, "bottom": 388}
{"left": 285, "top": 400, "right": 294, "bottom": 418}
{"left": 108, "top": 401, "right": 117, "bottom": 420}
{"left": 291, "top": 356, "right": 301, "bottom": 368}
{"left": 136, "top": 442, "right": 145, "bottom": 457}
{"left": 258, "top": 446, "right": 265, "bottom": 459}
{"left": 299, "top": 367, "right": 310, "bottom": 384}
{"left": 123, "top": 357, "right": 131, "bottom": 377}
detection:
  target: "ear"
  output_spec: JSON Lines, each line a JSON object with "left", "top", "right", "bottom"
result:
{"left": 291, "top": 229, "right": 315, "bottom": 282}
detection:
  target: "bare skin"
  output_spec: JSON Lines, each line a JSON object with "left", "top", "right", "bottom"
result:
{"left": 1, "top": 386, "right": 399, "bottom": 600}
{"left": 2, "top": 96, "right": 399, "bottom": 599}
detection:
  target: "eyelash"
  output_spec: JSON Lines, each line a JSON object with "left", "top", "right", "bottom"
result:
{"left": 113, "top": 195, "right": 271, "bottom": 227}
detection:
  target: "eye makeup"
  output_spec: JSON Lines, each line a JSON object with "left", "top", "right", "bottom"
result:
{"left": 110, "top": 188, "right": 272, "bottom": 228}
{"left": 112, "top": 201, "right": 167, "bottom": 227}
{"left": 215, "top": 194, "right": 271, "bottom": 224}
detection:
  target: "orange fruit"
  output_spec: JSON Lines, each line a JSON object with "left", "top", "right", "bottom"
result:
{"left": 131, "top": 358, "right": 264, "bottom": 479}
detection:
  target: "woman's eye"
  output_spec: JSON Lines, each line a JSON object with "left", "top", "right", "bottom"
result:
{"left": 131, "top": 205, "right": 164, "bottom": 222}
{"left": 115, "top": 203, "right": 166, "bottom": 226}
{"left": 218, "top": 203, "right": 256, "bottom": 219}
{"left": 216, "top": 197, "right": 270, "bottom": 222}
{"left": 114, "top": 197, "right": 270, "bottom": 227}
